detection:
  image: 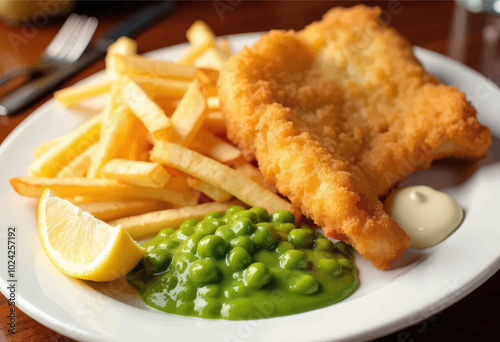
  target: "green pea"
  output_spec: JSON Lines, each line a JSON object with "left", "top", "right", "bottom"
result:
{"left": 244, "top": 262, "right": 272, "bottom": 289}
{"left": 223, "top": 280, "right": 246, "bottom": 299}
{"left": 176, "top": 282, "right": 197, "bottom": 299}
{"left": 289, "top": 274, "right": 318, "bottom": 295}
{"left": 180, "top": 219, "right": 199, "bottom": 230}
{"left": 175, "top": 225, "right": 195, "bottom": 240}
{"left": 230, "top": 236, "right": 254, "bottom": 254}
{"left": 173, "top": 254, "right": 196, "bottom": 273}
{"left": 250, "top": 222, "right": 279, "bottom": 250}
{"left": 231, "top": 210, "right": 259, "bottom": 224}
{"left": 176, "top": 299, "right": 195, "bottom": 314}
{"left": 274, "top": 241, "right": 295, "bottom": 255}
{"left": 174, "top": 258, "right": 188, "bottom": 273}
{"left": 225, "top": 205, "right": 246, "bottom": 218}
{"left": 249, "top": 207, "right": 270, "bottom": 222}
{"left": 195, "top": 218, "right": 225, "bottom": 236}
{"left": 226, "top": 247, "right": 252, "bottom": 270}
{"left": 314, "top": 238, "right": 334, "bottom": 251}
{"left": 158, "top": 273, "right": 178, "bottom": 291}
{"left": 231, "top": 218, "right": 255, "bottom": 236}
{"left": 271, "top": 210, "right": 295, "bottom": 224}
{"left": 182, "top": 232, "right": 204, "bottom": 253}
{"left": 317, "top": 259, "right": 341, "bottom": 276}
{"left": 335, "top": 241, "right": 354, "bottom": 258}
{"left": 221, "top": 298, "right": 257, "bottom": 320}
{"left": 274, "top": 222, "right": 296, "bottom": 234}
{"left": 189, "top": 259, "right": 219, "bottom": 284}
{"left": 145, "top": 244, "right": 156, "bottom": 253}
{"left": 144, "top": 246, "right": 172, "bottom": 273}
{"left": 288, "top": 228, "right": 313, "bottom": 248}
{"left": 158, "top": 228, "right": 176, "bottom": 238}
{"left": 157, "top": 239, "right": 180, "bottom": 250}
{"left": 215, "top": 224, "right": 237, "bottom": 241}
{"left": 197, "top": 235, "right": 228, "bottom": 259}
{"left": 195, "top": 298, "right": 221, "bottom": 318}
{"left": 337, "top": 258, "right": 354, "bottom": 270}
{"left": 204, "top": 211, "right": 224, "bottom": 220}
{"left": 197, "top": 284, "right": 221, "bottom": 298}
{"left": 279, "top": 250, "right": 309, "bottom": 270}
{"left": 142, "top": 235, "right": 165, "bottom": 251}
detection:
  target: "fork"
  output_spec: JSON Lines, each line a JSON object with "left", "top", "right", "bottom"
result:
{"left": 0, "top": 14, "right": 98, "bottom": 88}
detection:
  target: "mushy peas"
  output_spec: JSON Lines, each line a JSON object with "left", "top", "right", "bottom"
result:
{"left": 127, "top": 206, "right": 358, "bottom": 320}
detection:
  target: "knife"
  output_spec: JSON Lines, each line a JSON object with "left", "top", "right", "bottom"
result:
{"left": 0, "top": 0, "right": 177, "bottom": 116}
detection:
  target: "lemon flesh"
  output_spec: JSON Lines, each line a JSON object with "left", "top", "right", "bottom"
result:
{"left": 38, "top": 189, "right": 144, "bottom": 282}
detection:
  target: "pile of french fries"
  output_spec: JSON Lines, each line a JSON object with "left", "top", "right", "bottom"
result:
{"left": 9, "top": 21, "right": 299, "bottom": 240}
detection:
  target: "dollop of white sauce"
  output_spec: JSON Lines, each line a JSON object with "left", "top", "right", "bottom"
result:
{"left": 383, "top": 186, "right": 464, "bottom": 249}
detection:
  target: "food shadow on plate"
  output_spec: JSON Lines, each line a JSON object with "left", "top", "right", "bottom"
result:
{"left": 386, "top": 248, "right": 427, "bottom": 270}
{"left": 397, "top": 134, "right": 500, "bottom": 192}
{"left": 477, "top": 134, "right": 500, "bottom": 167}
{"left": 84, "top": 276, "right": 150, "bottom": 310}
{"left": 349, "top": 249, "right": 427, "bottom": 300}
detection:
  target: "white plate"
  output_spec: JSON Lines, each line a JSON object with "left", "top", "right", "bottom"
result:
{"left": 1, "top": 33, "right": 499, "bottom": 342}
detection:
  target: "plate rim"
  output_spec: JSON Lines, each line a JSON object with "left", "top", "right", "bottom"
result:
{"left": 1, "top": 32, "right": 499, "bottom": 342}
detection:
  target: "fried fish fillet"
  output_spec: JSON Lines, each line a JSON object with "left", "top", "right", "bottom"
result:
{"left": 218, "top": 5, "right": 491, "bottom": 269}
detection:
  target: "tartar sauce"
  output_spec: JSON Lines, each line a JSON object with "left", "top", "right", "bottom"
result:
{"left": 383, "top": 186, "right": 464, "bottom": 248}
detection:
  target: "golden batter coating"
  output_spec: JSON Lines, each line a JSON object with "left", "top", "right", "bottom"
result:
{"left": 218, "top": 5, "right": 490, "bottom": 269}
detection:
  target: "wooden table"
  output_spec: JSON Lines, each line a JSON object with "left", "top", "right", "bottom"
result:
{"left": 1, "top": 1, "right": 498, "bottom": 341}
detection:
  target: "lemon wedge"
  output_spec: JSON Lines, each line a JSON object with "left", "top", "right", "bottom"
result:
{"left": 38, "top": 189, "right": 144, "bottom": 282}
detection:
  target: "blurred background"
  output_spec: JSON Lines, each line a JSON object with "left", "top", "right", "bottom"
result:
{"left": 0, "top": 0, "right": 499, "bottom": 341}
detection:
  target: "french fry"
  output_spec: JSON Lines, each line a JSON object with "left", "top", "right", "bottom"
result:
{"left": 187, "top": 177, "right": 233, "bottom": 202}
{"left": 33, "top": 135, "right": 65, "bottom": 159}
{"left": 109, "top": 201, "right": 241, "bottom": 240}
{"left": 176, "top": 40, "right": 213, "bottom": 66}
{"left": 100, "top": 76, "right": 128, "bottom": 127}
{"left": 203, "top": 111, "right": 226, "bottom": 134}
{"left": 76, "top": 200, "right": 169, "bottom": 221}
{"left": 9, "top": 176, "right": 200, "bottom": 206}
{"left": 197, "top": 69, "right": 219, "bottom": 96}
{"left": 116, "top": 117, "right": 151, "bottom": 161}
{"left": 169, "top": 79, "right": 207, "bottom": 145}
{"left": 183, "top": 22, "right": 229, "bottom": 70}
{"left": 122, "top": 79, "right": 173, "bottom": 140}
{"left": 54, "top": 80, "right": 113, "bottom": 107}
{"left": 186, "top": 20, "right": 216, "bottom": 45}
{"left": 157, "top": 95, "right": 216, "bottom": 111}
{"left": 28, "top": 114, "right": 101, "bottom": 177}
{"left": 131, "top": 76, "right": 190, "bottom": 98}
{"left": 216, "top": 38, "right": 232, "bottom": 57}
{"left": 150, "top": 142, "right": 300, "bottom": 221}
{"left": 193, "top": 48, "right": 229, "bottom": 71}
{"left": 207, "top": 97, "right": 220, "bottom": 110}
{"left": 109, "top": 54, "right": 197, "bottom": 80}
{"left": 101, "top": 159, "right": 171, "bottom": 188}
{"left": 106, "top": 37, "right": 138, "bottom": 80}
{"left": 176, "top": 21, "right": 216, "bottom": 65}
{"left": 234, "top": 162, "right": 277, "bottom": 193}
{"left": 164, "top": 175, "right": 191, "bottom": 192}
{"left": 57, "top": 143, "right": 97, "bottom": 177}
{"left": 87, "top": 106, "right": 135, "bottom": 178}
{"left": 189, "top": 129, "right": 241, "bottom": 163}
{"left": 107, "top": 36, "right": 137, "bottom": 56}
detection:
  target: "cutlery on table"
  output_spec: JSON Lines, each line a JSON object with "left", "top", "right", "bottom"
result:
{"left": 0, "top": 13, "right": 98, "bottom": 88}
{"left": 0, "top": 0, "right": 177, "bottom": 116}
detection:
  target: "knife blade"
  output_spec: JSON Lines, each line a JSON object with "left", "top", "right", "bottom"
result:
{"left": 0, "top": 0, "right": 177, "bottom": 116}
